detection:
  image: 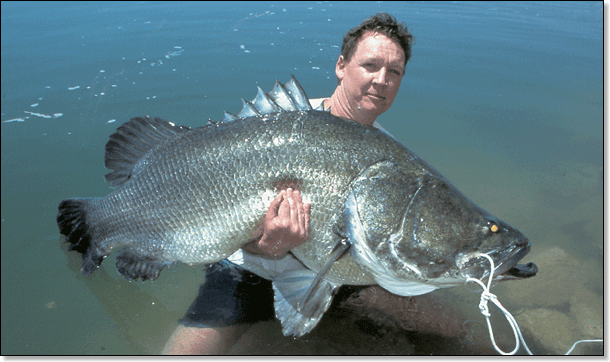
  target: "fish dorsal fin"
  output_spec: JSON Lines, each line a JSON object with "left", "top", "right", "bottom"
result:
{"left": 221, "top": 75, "right": 312, "bottom": 122}
{"left": 282, "top": 75, "right": 312, "bottom": 111}
{"left": 104, "top": 116, "right": 190, "bottom": 188}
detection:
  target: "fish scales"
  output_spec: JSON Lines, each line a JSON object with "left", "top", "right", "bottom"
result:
{"left": 78, "top": 110, "right": 416, "bottom": 285}
{"left": 57, "top": 76, "right": 536, "bottom": 336}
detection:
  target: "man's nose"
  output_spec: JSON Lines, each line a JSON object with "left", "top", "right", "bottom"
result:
{"left": 373, "top": 68, "right": 388, "bottom": 86}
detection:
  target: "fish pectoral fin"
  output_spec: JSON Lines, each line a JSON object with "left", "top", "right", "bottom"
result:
{"left": 300, "top": 239, "right": 349, "bottom": 308}
{"left": 272, "top": 268, "right": 339, "bottom": 338}
{"left": 115, "top": 248, "right": 172, "bottom": 281}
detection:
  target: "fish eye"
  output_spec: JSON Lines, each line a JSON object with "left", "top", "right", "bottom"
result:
{"left": 488, "top": 222, "right": 500, "bottom": 233}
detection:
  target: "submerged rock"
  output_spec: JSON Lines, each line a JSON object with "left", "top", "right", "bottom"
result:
{"left": 495, "top": 246, "right": 602, "bottom": 355}
{"left": 515, "top": 307, "right": 576, "bottom": 354}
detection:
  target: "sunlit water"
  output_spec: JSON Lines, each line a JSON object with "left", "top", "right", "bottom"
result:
{"left": 1, "top": 1, "right": 603, "bottom": 355}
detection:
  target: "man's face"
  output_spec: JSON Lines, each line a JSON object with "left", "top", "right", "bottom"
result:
{"left": 336, "top": 31, "right": 405, "bottom": 123}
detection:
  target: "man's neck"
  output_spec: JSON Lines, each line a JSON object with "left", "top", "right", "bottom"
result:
{"left": 326, "top": 90, "right": 376, "bottom": 127}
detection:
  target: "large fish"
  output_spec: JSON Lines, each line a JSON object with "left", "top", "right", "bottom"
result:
{"left": 57, "top": 76, "right": 537, "bottom": 337}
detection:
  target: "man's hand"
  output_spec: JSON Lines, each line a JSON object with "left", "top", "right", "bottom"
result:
{"left": 243, "top": 188, "right": 311, "bottom": 257}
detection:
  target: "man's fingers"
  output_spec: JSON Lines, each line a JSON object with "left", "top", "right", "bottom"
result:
{"left": 266, "top": 190, "right": 285, "bottom": 222}
{"left": 287, "top": 189, "right": 299, "bottom": 228}
{"left": 254, "top": 189, "right": 312, "bottom": 257}
{"left": 277, "top": 189, "right": 292, "bottom": 220}
{"left": 293, "top": 190, "right": 308, "bottom": 235}
{"left": 269, "top": 191, "right": 284, "bottom": 212}
{"left": 291, "top": 190, "right": 310, "bottom": 235}
{"left": 293, "top": 189, "right": 302, "bottom": 203}
{"left": 304, "top": 203, "right": 311, "bottom": 236}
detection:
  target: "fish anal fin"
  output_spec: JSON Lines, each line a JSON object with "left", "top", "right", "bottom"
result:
{"left": 104, "top": 116, "right": 191, "bottom": 188}
{"left": 115, "top": 248, "right": 172, "bottom": 281}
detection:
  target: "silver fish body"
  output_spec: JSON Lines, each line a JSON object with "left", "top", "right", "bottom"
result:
{"left": 57, "top": 76, "right": 536, "bottom": 337}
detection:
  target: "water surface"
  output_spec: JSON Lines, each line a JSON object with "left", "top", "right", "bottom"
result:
{"left": 1, "top": 1, "right": 603, "bottom": 355}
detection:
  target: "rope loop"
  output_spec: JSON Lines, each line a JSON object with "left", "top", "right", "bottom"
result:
{"left": 465, "top": 252, "right": 602, "bottom": 355}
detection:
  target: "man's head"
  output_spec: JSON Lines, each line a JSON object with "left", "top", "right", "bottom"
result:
{"left": 340, "top": 13, "right": 413, "bottom": 69}
{"left": 330, "top": 13, "right": 413, "bottom": 125}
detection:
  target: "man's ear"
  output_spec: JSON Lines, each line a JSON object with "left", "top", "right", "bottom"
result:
{"left": 335, "top": 55, "right": 346, "bottom": 83}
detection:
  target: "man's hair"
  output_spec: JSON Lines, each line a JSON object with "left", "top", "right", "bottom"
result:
{"left": 341, "top": 13, "right": 413, "bottom": 67}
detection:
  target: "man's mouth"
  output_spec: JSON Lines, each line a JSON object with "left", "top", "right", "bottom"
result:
{"left": 367, "top": 93, "right": 385, "bottom": 101}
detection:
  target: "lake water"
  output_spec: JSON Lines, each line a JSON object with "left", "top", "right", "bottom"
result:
{"left": 1, "top": 1, "right": 603, "bottom": 356}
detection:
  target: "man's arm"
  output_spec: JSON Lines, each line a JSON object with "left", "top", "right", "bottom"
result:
{"left": 242, "top": 188, "right": 311, "bottom": 257}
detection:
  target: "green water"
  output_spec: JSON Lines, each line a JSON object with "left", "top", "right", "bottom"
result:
{"left": 1, "top": 1, "right": 603, "bottom": 355}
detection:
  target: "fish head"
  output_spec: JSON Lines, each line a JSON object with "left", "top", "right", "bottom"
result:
{"left": 403, "top": 177, "right": 535, "bottom": 283}
{"left": 346, "top": 161, "right": 536, "bottom": 297}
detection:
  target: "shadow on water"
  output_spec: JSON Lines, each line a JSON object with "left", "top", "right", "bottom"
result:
{"left": 61, "top": 232, "right": 541, "bottom": 355}
{"left": 65, "top": 228, "right": 570, "bottom": 357}
{"left": 61, "top": 232, "right": 601, "bottom": 356}
{"left": 59, "top": 238, "right": 179, "bottom": 355}
{"left": 227, "top": 285, "right": 557, "bottom": 355}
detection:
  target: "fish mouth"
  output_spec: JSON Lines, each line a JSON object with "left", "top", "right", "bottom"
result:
{"left": 490, "top": 243, "right": 537, "bottom": 280}
{"left": 459, "top": 242, "right": 537, "bottom": 281}
{"left": 501, "top": 261, "right": 538, "bottom": 279}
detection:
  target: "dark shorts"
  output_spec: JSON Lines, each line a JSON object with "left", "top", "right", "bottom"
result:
{"left": 179, "top": 260, "right": 364, "bottom": 328}
{"left": 179, "top": 261, "right": 275, "bottom": 328}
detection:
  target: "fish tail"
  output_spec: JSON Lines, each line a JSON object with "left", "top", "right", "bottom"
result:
{"left": 56, "top": 198, "right": 105, "bottom": 275}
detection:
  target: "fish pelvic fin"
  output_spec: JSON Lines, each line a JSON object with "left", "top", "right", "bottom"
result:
{"left": 221, "top": 75, "right": 313, "bottom": 122}
{"left": 272, "top": 239, "right": 349, "bottom": 337}
{"left": 57, "top": 198, "right": 106, "bottom": 275}
{"left": 104, "top": 116, "right": 191, "bottom": 188}
{"left": 272, "top": 268, "right": 339, "bottom": 338}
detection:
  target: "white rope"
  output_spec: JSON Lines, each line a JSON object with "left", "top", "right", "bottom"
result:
{"left": 466, "top": 253, "right": 603, "bottom": 355}
{"left": 564, "top": 339, "right": 604, "bottom": 355}
{"left": 466, "top": 253, "right": 532, "bottom": 355}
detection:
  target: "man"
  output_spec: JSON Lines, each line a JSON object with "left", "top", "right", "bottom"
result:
{"left": 162, "top": 13, "right": 413, "bottom": 355}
